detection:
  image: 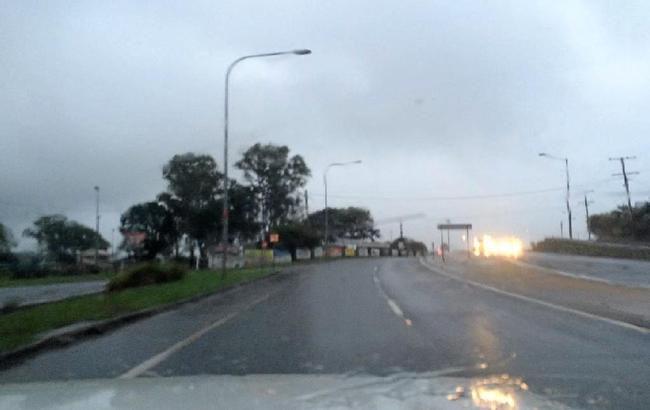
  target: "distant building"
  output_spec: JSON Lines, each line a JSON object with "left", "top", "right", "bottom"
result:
{"left": 78, "top": 249, "right": 111, "bottom": 266}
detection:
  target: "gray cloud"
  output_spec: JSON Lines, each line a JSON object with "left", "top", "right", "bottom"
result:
{"left": 2, "top": 0, "right": 649, "bottom": 249}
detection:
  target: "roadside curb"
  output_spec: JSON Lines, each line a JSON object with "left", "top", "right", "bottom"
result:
{"left": 0, "top": 270, "right": 283, "bottom": 368}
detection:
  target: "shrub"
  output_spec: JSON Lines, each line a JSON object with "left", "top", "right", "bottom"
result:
{"left": 107, "top": 263, "right": 187, "bottom": 292}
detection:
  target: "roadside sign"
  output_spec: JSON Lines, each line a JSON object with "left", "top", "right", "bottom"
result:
{"left": 437, "top": 223, "right": 472, "bottom": 230}
{"left": 269, "top": 233, "right": 279, "bottom": 243}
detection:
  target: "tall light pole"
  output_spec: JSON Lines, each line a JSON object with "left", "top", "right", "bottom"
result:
{"left": 94, "top": 186, "right": 100, "bottom": 265}
{"left": 324, "top": 160, "right": 362, "bottom": 249}
{"left": 111, "top": 228, "right": 115, "bottom": 260}
{"left": 221, "top": 49, "right": 311, "bottom": 276}
{"left": 539, "top": 153, "right": 572, "bottom": 239}
{"left": 582, "top": 190, "right": 594, "bottom": 240}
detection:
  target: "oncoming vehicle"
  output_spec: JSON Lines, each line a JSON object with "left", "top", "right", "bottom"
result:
{"left": 473, "top": 235, "right": 523, "bottom": 258}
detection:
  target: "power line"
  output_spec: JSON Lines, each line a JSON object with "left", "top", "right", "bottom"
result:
{"left": 310, "top": 178, "right": 618, "bottom": 201}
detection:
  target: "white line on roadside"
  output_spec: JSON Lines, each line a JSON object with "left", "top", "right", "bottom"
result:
{"left": 418, "top": 258, "right": 649, "bottom": 334}
{"left": 511, "top": 259, "right": 650, "bottom": 289}
{"left": 118, "top": 293, "right": 272, "bottom": 379}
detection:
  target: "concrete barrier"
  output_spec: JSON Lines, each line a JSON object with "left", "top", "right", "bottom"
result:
{"left": 243, "top": 249, "right": 273, "bottom": 267}
{"left": 296, "top": 248, "right": 311, "bottom": 260}
{"left": 327, "top": 246, "right": 343, "bottom": 257}
{"left": 273, "top": 249, "right": 292, "bottom": 264}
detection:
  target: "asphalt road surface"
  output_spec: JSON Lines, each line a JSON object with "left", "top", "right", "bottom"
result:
{"left": 1, "top": 258, "right": 648, "bottom": 409}
{"left": 521, "top": 252, "right": 650, "bottom": 288}
{"left": 0, "top": 281, "right": 107, "bottom": 308}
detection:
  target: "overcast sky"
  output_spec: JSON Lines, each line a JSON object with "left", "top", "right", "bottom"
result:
{"left": 2, "top": 0, "right": 650, "bottom": 250}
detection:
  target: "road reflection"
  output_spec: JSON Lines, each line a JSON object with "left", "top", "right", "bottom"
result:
{"left": 448, "top": 374, "right": 529, "bottom": 410}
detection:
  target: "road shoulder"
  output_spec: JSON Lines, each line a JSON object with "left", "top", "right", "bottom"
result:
{"left": 419, "top": 256, "right": 650, "bottom": 332}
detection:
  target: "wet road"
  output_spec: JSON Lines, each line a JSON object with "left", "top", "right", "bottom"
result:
{"left": 0, "top": 281, "right": 107, "bottom": 308}
{"left": 1, "top": 258, "right": 648, "bottom": 409}
{"left": 521, "top": 252, "right": 650, "bottom": 288}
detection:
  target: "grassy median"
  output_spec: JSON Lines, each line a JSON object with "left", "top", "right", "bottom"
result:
{"left": 0, "top": 267, "right": 275, "bottom": 353}
{"left": 532, "top": 238, "right": 650, "bottom": 260}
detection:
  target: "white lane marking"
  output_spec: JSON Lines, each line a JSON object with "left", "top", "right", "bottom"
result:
{"left": 372, "top": 270, "right": 412, "bottom": 325}
{"left": 118, "top": 294, "right": 272, "bottom": 379}
{"left": 512, "top": 259, "right": 650, "bottom": 289}
{"left": 418, "top": 258, "right": 649, "bottom": 334}
{"left": 386, "top": 299, "right": 404, "bottom": 318}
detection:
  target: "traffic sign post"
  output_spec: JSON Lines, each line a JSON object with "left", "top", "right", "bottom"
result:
{"left": 269, "top": 233, "right": 279, "bottom": 271}
{"left": 436, "top": 223, "right": 473, "bottom": 259}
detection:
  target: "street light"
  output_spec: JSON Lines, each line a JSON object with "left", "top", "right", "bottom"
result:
{"left": 323, "top": 160, "right": 362, "bottom": 249}
{"left": 539, "top": 152, "right": 573, "bottom": 239}
{"left": 221, "top": 49, "right": 311, "bottom": 276}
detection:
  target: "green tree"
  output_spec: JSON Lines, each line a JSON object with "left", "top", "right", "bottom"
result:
{"left": 391, "top": 237, "right": 427, "bottom": 255}
{"left": 162, "top": 153, "right": 223, "bottom": 261}
{"left": 23, "top": 215, "right": 109, "bottom": 264}
{"left": 120, "top": 201, "right": 177, "bottom": 260}
{"left": 227, "top": 181, "right": 261, "bottom": 242}
{"left": 590, "top": 202, "right": 650, "bottom": 241}
{"left": 0, "top": 223, "right": 17, "bottom": 264}
{"left": 235, "top": 143, "right": 310, "bottom": 231}
{"left": 0, "top": 223, "right": 16, "bottom": 254}
{"left": 308, "top": 207, "right": 380, "bottom": 242}
{"left": 156, "top": 192, "right": 184, "bottom": 257}
{"left": 276, "top": 222, "right": 322, "bottom": 260}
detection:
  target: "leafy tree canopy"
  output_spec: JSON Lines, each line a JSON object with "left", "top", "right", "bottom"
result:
{"left": 308, "top": 207, "right": 380, "bottom": 242}
{"left": 275, "top": 222, "right": 322, "bottom": 260}
{"left": 120, "top": 201, "right": 177, "bottom": 260}
{"left": 23, "top": 215, "right": 109, "bottom": 263}
{"left": 235, "top": 143, "right": 310, "bottom": 230}
{"left": 0, "top": 223, "right": 16, "bottom": 254}
{"left": 161, "top": 153, "right": 223, "bottom": 258}
{"left": 163, "top": 153, "right": 222, "bottom": 208}
{"left": 391, "top": 237, "right": 428, "bottom": 254}
{"left": 590, "top": 202, "right": 650, "bottom": 242}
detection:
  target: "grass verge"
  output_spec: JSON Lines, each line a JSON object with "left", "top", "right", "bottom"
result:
{"left": 0, "top": 267, "right": 275, "bottom": 353}
{"left": 0, "top": 272, "right": 116, "bottom": 288}
{"left": 532, "top": 238, "right": 650, "bottom": 261}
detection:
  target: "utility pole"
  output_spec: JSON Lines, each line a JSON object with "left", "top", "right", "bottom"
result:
{"left": 560, "top": 220, "right": 564, "bottom": 238}
{"left": 565, "top": 157, "right": 573, "bottom": 240}
{"left": 399, "top": 220, "right": 403, "bottom": 239}
{"left": 609, "top": 156, "right": 638, "bottom": 213}
{"left": 584, "top": 193, "right": 594, "bottom": 240}
{"left": 94, "top": 186, "right": 100, "bottom": 265}
{"left": 446, "top": 218, "right": 451, "bottom": 252}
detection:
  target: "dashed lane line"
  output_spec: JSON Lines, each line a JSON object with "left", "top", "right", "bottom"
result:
{"left": 373, "top": 267, "right": 412, "bottom": 327}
